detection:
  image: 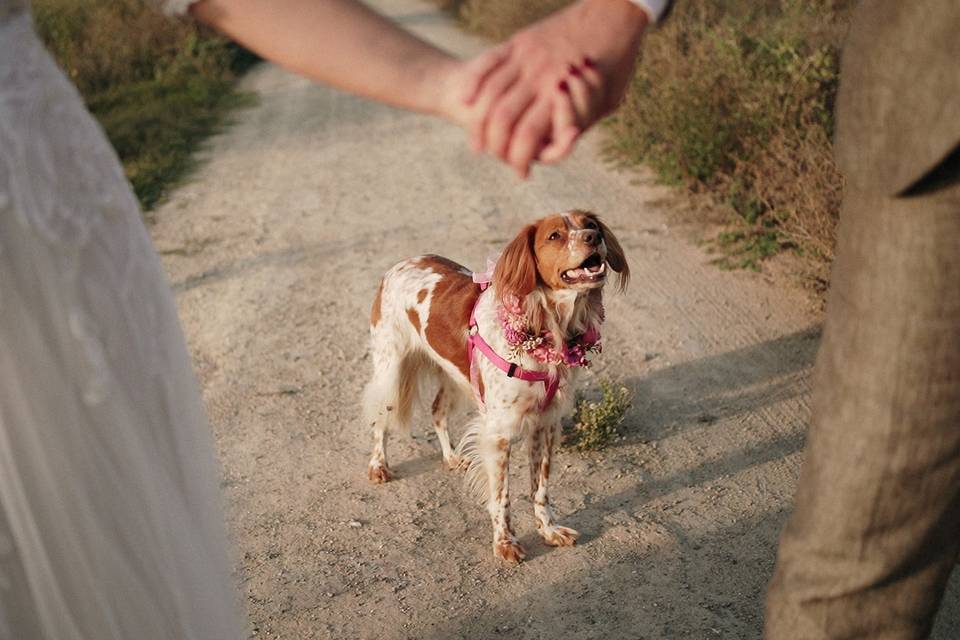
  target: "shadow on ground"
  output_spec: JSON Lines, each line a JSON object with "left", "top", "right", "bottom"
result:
{"left": 401, "top": 327, "right": 960, "bottom": 639}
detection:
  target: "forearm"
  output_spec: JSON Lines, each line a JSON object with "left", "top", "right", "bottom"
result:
{"left": 190, "top": 0, "right": 457, "bottom": 116}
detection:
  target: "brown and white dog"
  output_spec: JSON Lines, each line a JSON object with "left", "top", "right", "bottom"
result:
{"left": 362, "top": 210, "right": 628, "bottom": 563}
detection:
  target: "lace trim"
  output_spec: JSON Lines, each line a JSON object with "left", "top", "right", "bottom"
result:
{"left": 1, "top": 12, "right": 137, "bottom": 250}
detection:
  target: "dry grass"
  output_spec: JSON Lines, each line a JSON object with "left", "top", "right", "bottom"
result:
{"left": 33, "top": 0, "right": 257, "bottom": 210}
{"left": 436, "top": 0, "right": 853, "bottom": 283}
{"left": 436, "top": 0, "right": 568, "bottom": 39}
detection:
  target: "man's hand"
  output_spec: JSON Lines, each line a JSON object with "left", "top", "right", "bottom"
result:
{"left": 461, "top": 0, "right": 650, "bottom": 178}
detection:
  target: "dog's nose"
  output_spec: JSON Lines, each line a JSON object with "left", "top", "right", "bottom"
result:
{"left": 581, "top": 229, "right": 601, "bottom": 246}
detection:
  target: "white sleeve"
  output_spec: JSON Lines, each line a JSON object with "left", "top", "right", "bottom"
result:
{"left": 150, "top": 0, "right": 198, "bottom": 16}
{"left": 627, "top": 0, "right": 672, "bottom": 24}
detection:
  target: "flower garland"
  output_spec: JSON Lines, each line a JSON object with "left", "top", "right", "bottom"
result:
{"left": 497, "top": 295, "right": 602, "bottom": 367}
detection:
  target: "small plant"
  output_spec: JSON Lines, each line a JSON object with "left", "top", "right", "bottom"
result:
{"left": 563, "top": 380, "right": 632, "bottom": 452}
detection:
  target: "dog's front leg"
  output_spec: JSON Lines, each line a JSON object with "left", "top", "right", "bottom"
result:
{"left": 530, "top": 422, "right": 579, "bottom": 547}
{"left": 480, "top": 428, "right": 525, "bottom": 564}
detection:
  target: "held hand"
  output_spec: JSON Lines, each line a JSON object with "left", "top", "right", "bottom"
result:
{"left": 461, "top": 0, "right": 650, "bottom": 178}
{"left": 433, "top": 43, "right": 516, "bottom": 129}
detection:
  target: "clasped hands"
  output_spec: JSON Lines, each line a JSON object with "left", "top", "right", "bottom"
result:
{"left": 439, "top": 0, "right": 650, "bottom": 179}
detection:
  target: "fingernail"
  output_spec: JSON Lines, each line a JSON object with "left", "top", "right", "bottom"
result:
{"left": 583, "top": 56, "right": 597, "bottom": 69}
{"left": 568, "top": 64, "right": 581, "bottom": 76}
{"left": 558, "top": 80, "right": 569, "bottom": 93}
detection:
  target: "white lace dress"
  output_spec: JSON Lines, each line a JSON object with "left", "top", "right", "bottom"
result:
{"left": 0, "top": 1, "right": 242, "bottom": 637}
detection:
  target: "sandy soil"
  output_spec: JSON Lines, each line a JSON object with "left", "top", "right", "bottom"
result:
{"left": 149, "top": 0, "right": 960, "bottom": 637}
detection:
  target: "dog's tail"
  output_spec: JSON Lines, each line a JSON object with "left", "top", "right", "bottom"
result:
{"left": 362, "top": 348, "right": 431, "bottom": 434}
{"left": 455, "top": 414, "right": 535, "bottom": 505}
{"left": 455, "top": 415, "right": 488, "bottom": 503}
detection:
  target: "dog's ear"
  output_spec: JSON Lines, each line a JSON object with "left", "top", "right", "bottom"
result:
{"left": 494, "top": 223, "right": 538, "bottom": 302}
{"left": 591, "top": 214, "right": 629, "bottom": 292}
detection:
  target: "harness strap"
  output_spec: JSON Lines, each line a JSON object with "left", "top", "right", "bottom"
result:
{"left": 467, "top": 280, "right": 559, "bottom": 411}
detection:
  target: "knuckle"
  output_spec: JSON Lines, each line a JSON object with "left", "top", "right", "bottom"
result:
{"left": 490, "top": 104, "right": 516, "bottom": 126}
{"left": 513, "top": 131, "right": 536, "bottom": 152}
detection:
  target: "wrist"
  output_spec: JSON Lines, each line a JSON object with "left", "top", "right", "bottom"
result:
{"left": 427, "top": 56, "right": 464, "bottom": 122}
{"left": 621, "top": 0, "right": 669, "bottom": 26}
{"left": 405, "top": 53, "right": 460, "bottom": 119}
{"left": 579, "top": 0, "right": 650, "bottom": 35}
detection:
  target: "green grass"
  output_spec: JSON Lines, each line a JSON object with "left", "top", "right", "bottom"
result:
{"left": 33, "top": 0, "right": 258, "bottom": 210}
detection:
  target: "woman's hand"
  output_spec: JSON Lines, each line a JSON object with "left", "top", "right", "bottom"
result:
{"left": 461, "top": 0, "right": 650, "bottom": 178}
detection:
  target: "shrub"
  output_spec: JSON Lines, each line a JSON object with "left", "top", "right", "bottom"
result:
{"left": 434, "top": 0, "right": 853, "bottom": 280}
{"left": 611, "top": 1, "right": 849, "bottom": 268}
{"left": 563, "top": 380, "right": 632, "bottom": 451}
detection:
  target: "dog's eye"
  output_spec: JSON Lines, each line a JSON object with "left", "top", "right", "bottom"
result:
{"left": 548, "top": 231, "right": 562, "bottom": 241}
{"left": 585, "top": 220, "right": 598, "bottom": 230}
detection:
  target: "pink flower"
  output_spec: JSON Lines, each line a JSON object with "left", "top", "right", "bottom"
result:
{"left": 496, "top": 300, "right": 601, "bottom": 368}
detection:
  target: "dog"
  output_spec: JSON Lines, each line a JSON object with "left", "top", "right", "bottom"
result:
{"left": 362, "top": 210, "right": 628, "bottom": 563}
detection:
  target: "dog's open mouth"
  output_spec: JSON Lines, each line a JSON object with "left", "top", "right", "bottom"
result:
{"left": 561, "top": 253, "right": 606, "bottom": 285}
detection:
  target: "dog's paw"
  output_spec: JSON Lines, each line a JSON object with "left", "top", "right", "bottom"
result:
{"left": 367, "top": 463, "right": 392, "bottom": 484}
{"left": 444, "top": 454, "right": 468, "bottom": 472}
{"left": 493, "top": 537, "right": 527, "bottom": 564}
{"left": 541, "top": 525, "right": 579, "bottom": 547}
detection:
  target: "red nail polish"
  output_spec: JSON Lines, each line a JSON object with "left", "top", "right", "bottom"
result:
{"left": 568, "top": 64, "right": 581, "bottom": 76}
{"left": 583, "top": 56, "right": 597, "bottom": 69}
{"left": 558, "top": 80, "right": 569, "bottom": 92}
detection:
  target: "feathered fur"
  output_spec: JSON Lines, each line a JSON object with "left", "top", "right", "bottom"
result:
{"left": 362, "top": 211, "right": 628, "bottom": 562}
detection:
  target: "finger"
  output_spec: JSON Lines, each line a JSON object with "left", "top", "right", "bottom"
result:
{"left": 580, "top": 57, "right": 605, "bottom": 91}
{"left": 563, "top": 68, "right": 593, "bottom": 128}
{"left": 578, "top": 57, "right": 609, "bottom": 114}
{"left": 484, "top": 82, "right": 537, "bottom": 160}
{"left": 538, "top": 88, "right": 581, "bottom": 163}
{"left": 539, "top": 126, "right": 580, "bottom": 164}
{"left": 459, "top": 42, "right": 513, "bottom": 106}
{"left": 537, "top": 84, "right": 580, "bottom": 163}
{"left": 468, "top": 60, "right": 522, "bottom": 153}
{"left": 506, "top": 96, "right": 553, "bottom": 179}
{"left": 552, "top": 80, "right": 578, "bottom": 132}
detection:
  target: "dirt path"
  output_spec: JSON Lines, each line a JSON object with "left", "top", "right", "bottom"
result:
{"left": 150, "top": 1, "right": 960, "bottom": 637}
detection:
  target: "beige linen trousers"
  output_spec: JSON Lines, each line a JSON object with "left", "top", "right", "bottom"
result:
{"left": 765, "top": 1, "right": 960, "bottom": 638}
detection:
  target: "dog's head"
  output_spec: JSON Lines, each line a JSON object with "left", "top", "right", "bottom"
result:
{"left": 493, "top": 210, "right": 629, "bottom": 303}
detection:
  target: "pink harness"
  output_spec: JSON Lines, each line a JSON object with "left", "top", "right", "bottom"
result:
{"left": 468, "top": 269, "right": 560, "bottom": 411}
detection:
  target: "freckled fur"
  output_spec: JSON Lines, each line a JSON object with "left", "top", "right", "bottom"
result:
{"left": 361, "top": 211, "right": 628, "bottom": 563}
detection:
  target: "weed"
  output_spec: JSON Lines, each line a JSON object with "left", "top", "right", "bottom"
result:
{"left": 563, "top": 380, "right": 632, "bottom": 452}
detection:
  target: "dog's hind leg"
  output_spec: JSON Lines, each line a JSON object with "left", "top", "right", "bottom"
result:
{"left": 529, "top": 421, "right": 579, "bottom": 546}
{"left": 363, "top": 354, "right": 397, "bottom": 484}
{"left": 362, "top": 333, "right": 419, "bottom": 484}
{"left": 431, "top": 382, "right": 464, "bottom": 471}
